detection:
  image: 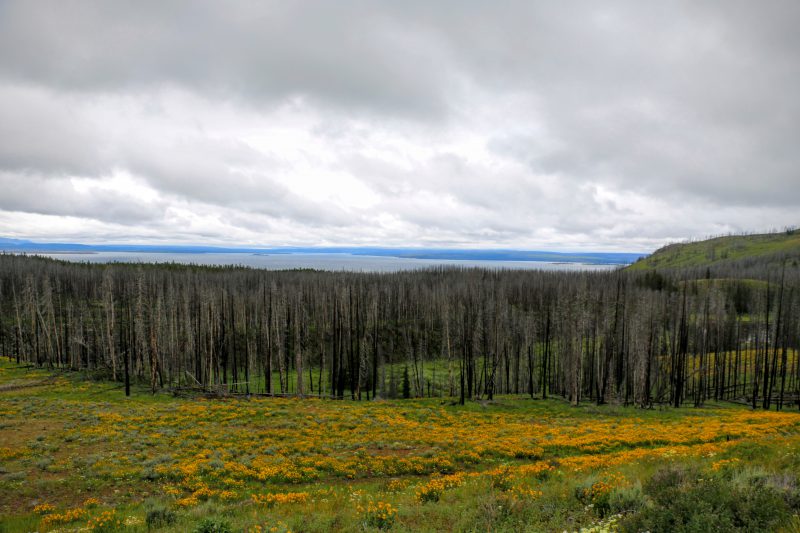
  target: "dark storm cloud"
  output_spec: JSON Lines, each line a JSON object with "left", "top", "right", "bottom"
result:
{"left": 0, "top": 1, "right": 797, "bottom": 247}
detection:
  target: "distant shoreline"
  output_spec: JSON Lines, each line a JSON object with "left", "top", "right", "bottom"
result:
{"left": 0, "top": 238, "right": 646, "bottom": 266}
{"left": 7, "top": 250, "right": 623, "bottom": 273}
{"left": 17, "top": 250, "right": 99, "bottom": 255}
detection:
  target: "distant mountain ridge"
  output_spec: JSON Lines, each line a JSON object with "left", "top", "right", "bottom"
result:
{"left": 627, "top": 229, "right": 800, "bottom": 270}
{"left": 0, "top": 237, "right": 644, "bottom": 265}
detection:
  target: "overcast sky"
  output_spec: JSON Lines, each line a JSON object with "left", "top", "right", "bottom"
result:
{"left": 1, "top": 1, "right": 798, "bottom": 252}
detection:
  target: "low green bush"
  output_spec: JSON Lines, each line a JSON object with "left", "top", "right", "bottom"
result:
{"left": 620, "top": 466, "right": 797, "bottom": 532}
{"left": 145, "top": 507, "right": 177, "bottom": 529}
{"left": 193, "top": 518, "right": 232, "bottom": 533}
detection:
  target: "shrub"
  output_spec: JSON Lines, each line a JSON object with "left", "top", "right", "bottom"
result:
{"left": 488, "top": 466, "right": 515, "bottom": 492}
{"left": 251, "top": 492, "right": 309, "bottom": 507}
{"left": 607, "top": 486, "right": 645, "bottom": 515}
{"left": 86, "top": 510, "right": 124, "bottom": 532}
{"left": 416, "top": 481, "right": 443, "bottom": 503}
{"left": 41, "top": 508, "right": 88, "bottom": 528}
{"left": 193, "top": 518, "right": 232, "bottom": 533}
{"left": 621, "top": 466, "right": 795, "bottom": 532}
{"left": 402, "top": 366, "right": 411, "bottom": 399}
{"left": 145, "top": 507, "right": 177, "bottom": 529}
{"left": 415, "top": 473, "right": 465, "bottom": 503}
{"left": 642, "top": 464, "right": 691, "bottom": 503}
{"left": 575, "top": 477, "right": 623, "bottom": 518}
{"left": 360, "top": 501, "right": 398, "bottom": 530}
{"left": 33, "top": 503, "right": 55, "bottom": 515}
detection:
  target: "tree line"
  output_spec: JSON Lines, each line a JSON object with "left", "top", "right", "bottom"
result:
{"left": 0, "top": 253, "right": 798, "bottom": 409}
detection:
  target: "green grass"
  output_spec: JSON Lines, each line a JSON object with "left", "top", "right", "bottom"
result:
{"left": 3, "top": 358, "right": 800, "bottom": 532}
{"left": 627, "top": 230, "right": 800, "bottom": 271}
{"left": 178, "top": 358, "right": 465, "bottom": 399}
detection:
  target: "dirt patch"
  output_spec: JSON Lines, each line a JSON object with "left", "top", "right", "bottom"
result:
{"left": 0, "top": 375, "right": 59, "bottom": 393}
{"left": 0, "top": 418, "right": 66, "bottom": 448}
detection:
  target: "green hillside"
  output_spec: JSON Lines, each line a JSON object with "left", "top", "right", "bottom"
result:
{"left": 627, "top": 229, "right": 800, "bottom": 271}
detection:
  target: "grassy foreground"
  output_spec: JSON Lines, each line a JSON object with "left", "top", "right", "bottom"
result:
{"left": 2, "top": 359, "right": 800, "bottom": 532}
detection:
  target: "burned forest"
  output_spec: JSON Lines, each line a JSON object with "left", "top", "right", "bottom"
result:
{"left": 1, "top": 253, "right": 798, "bottom": 410}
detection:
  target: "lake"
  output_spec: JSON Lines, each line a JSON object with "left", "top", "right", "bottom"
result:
{"left": 26, "top": 252, "right": 623, "bottom": 272}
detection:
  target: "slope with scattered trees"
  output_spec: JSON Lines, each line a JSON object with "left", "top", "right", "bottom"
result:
{"left": 627, "top": 228, "right": 800, "bottom": 272}
{"left": 1, "top": 249, "right": 798, "bottom": 410}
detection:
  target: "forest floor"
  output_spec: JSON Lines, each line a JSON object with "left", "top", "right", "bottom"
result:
{"left": 3, "top": 358, "right": 800, "bottom": 532}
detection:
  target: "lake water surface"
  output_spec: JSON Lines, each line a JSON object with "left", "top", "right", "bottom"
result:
{"left": 29, "top": 252, "right": 623, "bottom": 273}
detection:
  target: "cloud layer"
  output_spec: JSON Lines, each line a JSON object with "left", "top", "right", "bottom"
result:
{"left": 1, "top": 1, "right": 798, "bottom": 251}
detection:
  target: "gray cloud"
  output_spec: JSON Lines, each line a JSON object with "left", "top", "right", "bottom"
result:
{"left": 0, "top": 172, "right": 166, "bottom": 224}
{"left": 0, "top": 1, "right": 454, "bottom": 117}
{"left": 0, "top": 85, "right": 109, "bottom": 176}
{"left": 0, "top": 1, "right": 798, "bottom": 250}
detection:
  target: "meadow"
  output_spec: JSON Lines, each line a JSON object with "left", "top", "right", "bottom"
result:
{"left": 3, "top": 358, "right": 800, "bottom": 533}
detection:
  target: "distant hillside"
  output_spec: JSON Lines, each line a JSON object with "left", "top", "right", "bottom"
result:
{"left": 627, "top": 229, "right": 800, "bottom": 271}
